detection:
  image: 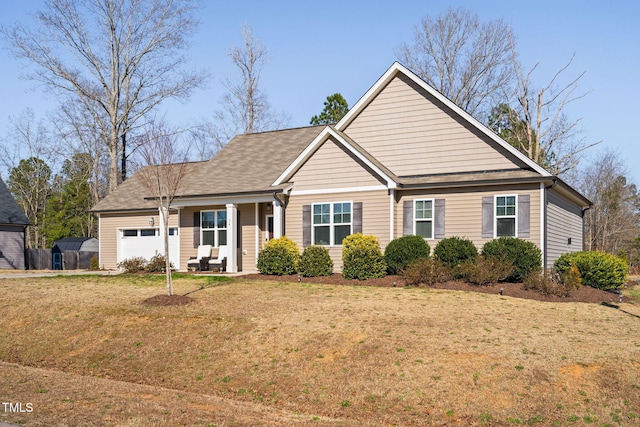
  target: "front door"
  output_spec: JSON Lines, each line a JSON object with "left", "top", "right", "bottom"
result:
{"left": 265, "top": 214, "right": 274, "bottom": 242}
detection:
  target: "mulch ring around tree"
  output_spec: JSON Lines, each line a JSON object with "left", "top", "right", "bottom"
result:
{"left": 142, "top": 294, "right": 196, "bottom": 306}
{"left": 240, "top": 273, "right": 628, "bottom": 305}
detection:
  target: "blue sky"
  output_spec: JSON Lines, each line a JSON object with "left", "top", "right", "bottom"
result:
{"left": 1, "top": 0, "right": 638, "bottom": 183}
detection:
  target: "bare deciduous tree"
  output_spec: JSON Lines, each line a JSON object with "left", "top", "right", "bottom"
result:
{"left": 580, "top": 150, "right": 640, "bottom": 256}
{"left": 396, "top": 7, "right": 514, "bottom": 118}
{"left": 505, "top": 51, "right": 599, "bottom": 176}
{"left": 211, "top": 24, "right": 290, "bottom": 147}
{"left": 135, "top": 120, "right": 190, "bottom": 296}
{"left": 2, "top": 0, "right": 206, "bottom": 193}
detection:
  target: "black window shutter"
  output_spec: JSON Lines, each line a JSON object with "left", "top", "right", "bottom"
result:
{"left": 518, "top": 194, "right": 530, "bottom": 238}
{"left": 403, "top": 200, "right": 413, "bottom": 236}
{"left": 352, "top": 202, "right": 362, "bottom": 234}
{"left": 482, "top": 197, "right": 494, "bottom": 238}
{"left": 193, "top": 211, "right": 200, "bottom": 248}
{"left": 302, "top": 205, "right": 311, "bottom": 247}
{"left": 434, "top": 199, "right": 445, "bottom": 239}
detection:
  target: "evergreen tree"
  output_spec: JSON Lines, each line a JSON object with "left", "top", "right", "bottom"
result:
{"left": 310, "top": 93, "right": 349, "bottom": 125}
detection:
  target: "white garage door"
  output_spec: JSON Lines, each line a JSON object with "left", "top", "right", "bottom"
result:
{"left": 117, "top": 228, "right": 180, "bottom": 269}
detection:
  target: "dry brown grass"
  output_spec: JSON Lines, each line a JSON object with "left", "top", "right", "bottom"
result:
{"left": 1, "top": 274, "right": 639, "bottom": 426}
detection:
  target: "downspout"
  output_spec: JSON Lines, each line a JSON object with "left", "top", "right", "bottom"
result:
{"left": 581, "top": 204, "right": 592, "bottom": 251}
{"left": 543, "top": 178, "right": 558, "bottom": 270}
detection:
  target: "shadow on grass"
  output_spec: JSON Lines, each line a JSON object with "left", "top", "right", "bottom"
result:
{"left": 179, "top": 274, "right": 234, "bottom": 297}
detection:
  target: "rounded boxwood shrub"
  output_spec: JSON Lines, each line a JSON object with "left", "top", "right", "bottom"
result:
{"left": 298, "top": 245, "right": 333, "bottom": 277}
{"left": 433, "top": 236, "right": 478, "bottom": 268}
{"left": 384, "top": 235, "right": 430, "bottom": 274}
{"left": 554, "top": 251, "right": 627, "bottom": 290}
{"left": 257, "top": 236, "right": 300, "bottom": 275}
{"left": 481, "top": 237, "right": 541, "bottom": 282}
{"left": 342, "top": 233, "right": 387, "bottom": 280}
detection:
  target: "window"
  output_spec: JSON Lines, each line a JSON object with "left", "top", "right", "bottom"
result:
{"left": 123, "top": 229, "right": 138, "bottom": 237}
{"left": 414, "top": 199, "right": 433, "bottom": 239}
{"left": 201, "top": 210, "right": 227, "bottom": 247}
{"left": 140, "top": 229, "right": 157, "bottom": 237}
{"left": 312, "top": 202, "right": 352, "bottom": 245}
{"left": 169, "top": 228, "right": 178, "bottom": 236}
{"left": 495, "top": 195, "right": 517, "bottom": 237}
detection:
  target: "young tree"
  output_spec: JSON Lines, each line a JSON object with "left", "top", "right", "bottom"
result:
{"left": 310, "top": 93, "right": 349, "bottom": 125}
{"left": 396, "top": 7, "right": 514, "bottom": 119}
{"left": 135, "top": 121, "right": 190, "bottom": 296}
{"left": 211, "top": 24, "right": 290, "bottom": 146}
{"left": 2, "top": 0, "right": 207, "bottom": 193}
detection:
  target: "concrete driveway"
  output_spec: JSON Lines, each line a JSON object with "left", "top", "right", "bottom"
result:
{"left": 0, "top": 270, "right": 121, "bottom": 279}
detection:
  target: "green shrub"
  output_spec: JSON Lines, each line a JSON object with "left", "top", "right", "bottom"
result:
{"left": 257, "top": 236, "right": 301, "bottom": 276}
{"left": 145, "top": 254, "right": 174, "bottom": 273}
{"left": 298, "top": 246, "right": 333, "bottom": 277}
{"left": 481, "top": 237, "right": 542, "bottom": 282}
{"left": 403, "top": 257, "right": 451, "bottom": 286}
{"left": 459, "top": 255, "right": 514, "bottom": 286}
{"left": 341, "top": 233, "right": 387, "bottom": 280}
{"left": 434, "top": 236, "right": 478, "bottom": 268}
{"left": 554, "top": 251, "right": 627, "bottom": 290}
{"left": 89, "top": 255, "right": 100, "bottom": 271}
{"left": 384, "top": 235, "right": 430, "bottom": 274}
{"left": 117, "top": 256, "right": 147, "bottom": 273}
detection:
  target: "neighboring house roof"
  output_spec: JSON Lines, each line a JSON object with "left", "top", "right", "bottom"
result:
{"left": 52, "top": 237, "right": 98, "bottom": 252}
{"left": 0, "top": 177, "right": 29, "bottom": 225}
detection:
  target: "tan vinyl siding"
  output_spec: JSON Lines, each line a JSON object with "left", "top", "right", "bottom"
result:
{"left": 546, "top": 190, "right": 583, "bottom": 269}
{"left": 99, "top": 210, "right": 177, "bottom": 270}
{"left": 290, "top": 136, "right": 385, "bottom": 190}
{"left": 344, "top": 74, "right": 522, "bottom": 176}
{"left": 396, "top": 184, "right": 542, "bottom": 251}
{"left": 286, "top": 190, "right": 390, "bottom": 271}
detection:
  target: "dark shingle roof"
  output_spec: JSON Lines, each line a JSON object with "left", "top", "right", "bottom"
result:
{"left": 0, "top": 177, "right": 29, "bottom": 225}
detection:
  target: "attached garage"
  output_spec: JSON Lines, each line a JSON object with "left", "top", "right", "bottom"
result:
{"left": 117, "top": 227, "right": 180, "bottom": 269}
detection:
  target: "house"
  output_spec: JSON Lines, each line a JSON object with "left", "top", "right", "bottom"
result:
{"left": 92, "top": 62, "right": 591, "bottom": 272}
{"left": 0, "top": 176, "right": 29, "bottom": 269}
{"left": 51, "top": 237, "right": 99, "bottom": 270}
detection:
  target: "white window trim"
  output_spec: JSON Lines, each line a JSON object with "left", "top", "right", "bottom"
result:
{"left": 311, "top": 201, "right": 353, "bottom": 246}
{"left": 413, "top": 198, "right": 435, "bottom": 240}
{"left": 494, "top": 194, "right": 518, "bottom": 238}
{"left": 201, "top": 210, "right": 228, "bottom": 247}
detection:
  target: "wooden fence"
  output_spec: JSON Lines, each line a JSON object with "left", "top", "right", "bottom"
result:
{"left": 26, "top": 249, "right": 98, "bottom": 270}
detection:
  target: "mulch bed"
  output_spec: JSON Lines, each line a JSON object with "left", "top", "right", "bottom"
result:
{"left": 142, "top": 294, "right": 196, "bottom": 306}
{"left": 240, "top": 273, "right": 628, "bottom": 304}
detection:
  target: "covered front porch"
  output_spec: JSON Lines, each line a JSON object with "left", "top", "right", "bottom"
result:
{"left": 174, "top": 192, "right": 288, "bottom": 273}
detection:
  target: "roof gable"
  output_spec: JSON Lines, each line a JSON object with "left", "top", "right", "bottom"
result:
{"left": 336, "top": 62, "right": 551, "bottom": 178}
{"left": 274, "top": 127, "right": 398, "bottom": 188}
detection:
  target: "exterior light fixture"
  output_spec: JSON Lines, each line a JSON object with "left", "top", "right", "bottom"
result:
{"left": 149, "top": 217, "right": 155, "bottom": 227}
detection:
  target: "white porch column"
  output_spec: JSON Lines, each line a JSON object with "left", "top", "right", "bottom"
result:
{"left": 226, "top": 203, "right": 238, "bottom": 273}
{"left": 273, "top": 200, "right": 284, "bottom": 239}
